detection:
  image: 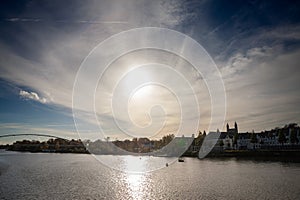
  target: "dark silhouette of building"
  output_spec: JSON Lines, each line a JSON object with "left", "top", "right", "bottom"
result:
{"left": 226, "top": 122, "right": 238, "bottom": 135}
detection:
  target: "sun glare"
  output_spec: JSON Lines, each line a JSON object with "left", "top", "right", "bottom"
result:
{"left": 132, "top": 85, "right": 153, "bottom": 99}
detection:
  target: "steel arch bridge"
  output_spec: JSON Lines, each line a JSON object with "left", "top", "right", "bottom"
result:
{"left": 0, "top": 133, "right": 69, "bottom": 141}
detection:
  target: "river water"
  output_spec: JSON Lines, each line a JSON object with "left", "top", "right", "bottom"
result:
{"left": 0, "top": 150, "right": 299, "bottom": 199}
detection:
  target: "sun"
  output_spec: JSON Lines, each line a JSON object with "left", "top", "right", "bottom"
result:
{"left": 132, "top": 85, "right": 153, "bottom": 99}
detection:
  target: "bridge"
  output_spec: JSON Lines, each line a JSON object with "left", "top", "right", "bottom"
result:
{"left": 0, "top": 133, "right": 70, "bottom": 141}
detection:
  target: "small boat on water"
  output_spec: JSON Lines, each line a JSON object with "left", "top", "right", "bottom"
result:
{"left": 178, "top": 157, "right": 185, "bottom": 162}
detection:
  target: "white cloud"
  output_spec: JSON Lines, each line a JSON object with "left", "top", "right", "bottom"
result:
{"left": 19, "top": 90, "right": 47, "bottom": 104}
{"left": 220, "top": 46, "right": 274, "bottom": 79}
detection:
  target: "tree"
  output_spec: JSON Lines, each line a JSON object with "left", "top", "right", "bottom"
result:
{"left": 250, "top": 132, "right": 257, "bottom": 143}
{"left": 233, "top": 132, "right": 238, "bottom": 145}
{"left": 278, "top": 129, "right": 286, "bottom": 145}
{"left": 288, "top": 123, "right": 297, "bottom": 128}
{"left": 198, "top": 131, "right": 202, "bottom": 138}
{"left": 290, "top": 129, "right": 299, "bottom": 144}
{"left": 219, "top": 140, "right": 224, "bottom": 147}
{"left": 195, "top": 131, "right": 206, "bottom": 146}
{"left": 162, "top": 134, "right": 174, "bottom": 146}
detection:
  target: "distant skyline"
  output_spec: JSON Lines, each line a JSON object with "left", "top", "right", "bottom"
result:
{"left": 0, "top": 0, "right": 300, "bottom": 143}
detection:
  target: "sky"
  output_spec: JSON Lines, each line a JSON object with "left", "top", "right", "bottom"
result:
{"left": 0, "top": 0, "right": 300, "bottom": 143}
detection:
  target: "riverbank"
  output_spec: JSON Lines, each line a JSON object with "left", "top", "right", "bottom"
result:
{"left": 2, "top": 148, "right": 300, "bottom": 162}
{"left": 207, "top": 149, "right": 300, "bottom": 157}
{"left": 181, "top": 149, "right": 300, "bottom": 162}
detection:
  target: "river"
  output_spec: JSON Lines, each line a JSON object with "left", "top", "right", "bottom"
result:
{"left": 0, "top": 150, "right": 299, "bottom": 199}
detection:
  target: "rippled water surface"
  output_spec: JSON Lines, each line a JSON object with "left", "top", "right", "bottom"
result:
{"left": 0, "top": 150, "right": 300, "bottom": 199}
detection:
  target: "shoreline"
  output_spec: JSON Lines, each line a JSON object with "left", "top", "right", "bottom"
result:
{"left": 2, "top": 149, "right": 300, "bottom": 162}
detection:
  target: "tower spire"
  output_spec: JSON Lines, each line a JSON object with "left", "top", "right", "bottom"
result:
{"left": 235, "top": 121, "right": 238, "bottom": 133}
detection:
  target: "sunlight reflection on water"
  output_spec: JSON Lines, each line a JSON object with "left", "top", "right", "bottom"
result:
{"left": 125, "top": 173, "right": 146, "bottom": 200}
{"left": 95, "top": 155, "right": 176, "bottom": 173}
{"left": 120, "top": 156, "right": 150, "bottom": 199}
{"left": 119, "top": 155, "right": 169, "bottom": 199}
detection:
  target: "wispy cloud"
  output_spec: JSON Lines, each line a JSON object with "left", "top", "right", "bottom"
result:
{"left": 219, "top": 45, "right": 300, "bottom": 131}
{"left": 4, "top": 18, "right": 128, "bottom": 24}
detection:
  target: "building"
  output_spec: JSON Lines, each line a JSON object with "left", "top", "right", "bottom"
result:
{"left": 213, "top": 122, "right": 238, "bottom": 150}
{"left": 213, "top": 122, "right": 300, "bottom": 151}
{"left": 234, "top": 123, "right": 300, "bottom": 150}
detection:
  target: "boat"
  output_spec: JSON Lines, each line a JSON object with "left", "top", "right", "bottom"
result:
{"left": 178, "top": 157, "right": 185, "bottom": 162}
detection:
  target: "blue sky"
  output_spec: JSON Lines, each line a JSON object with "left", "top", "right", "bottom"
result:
{"left": 0, "top": 0, "right": 300, "bottom": 143}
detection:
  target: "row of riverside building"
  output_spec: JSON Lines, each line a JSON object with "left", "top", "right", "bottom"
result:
{"left": 212, "top": 122, "right": 300, "bottom": 151}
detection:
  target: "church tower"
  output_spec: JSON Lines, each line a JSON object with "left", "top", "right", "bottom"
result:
{"left": 226, "top": 123, "right": 229, "bottom": 132}
{"left": 234, "top": 121, "right": 238, "bottom": 133}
